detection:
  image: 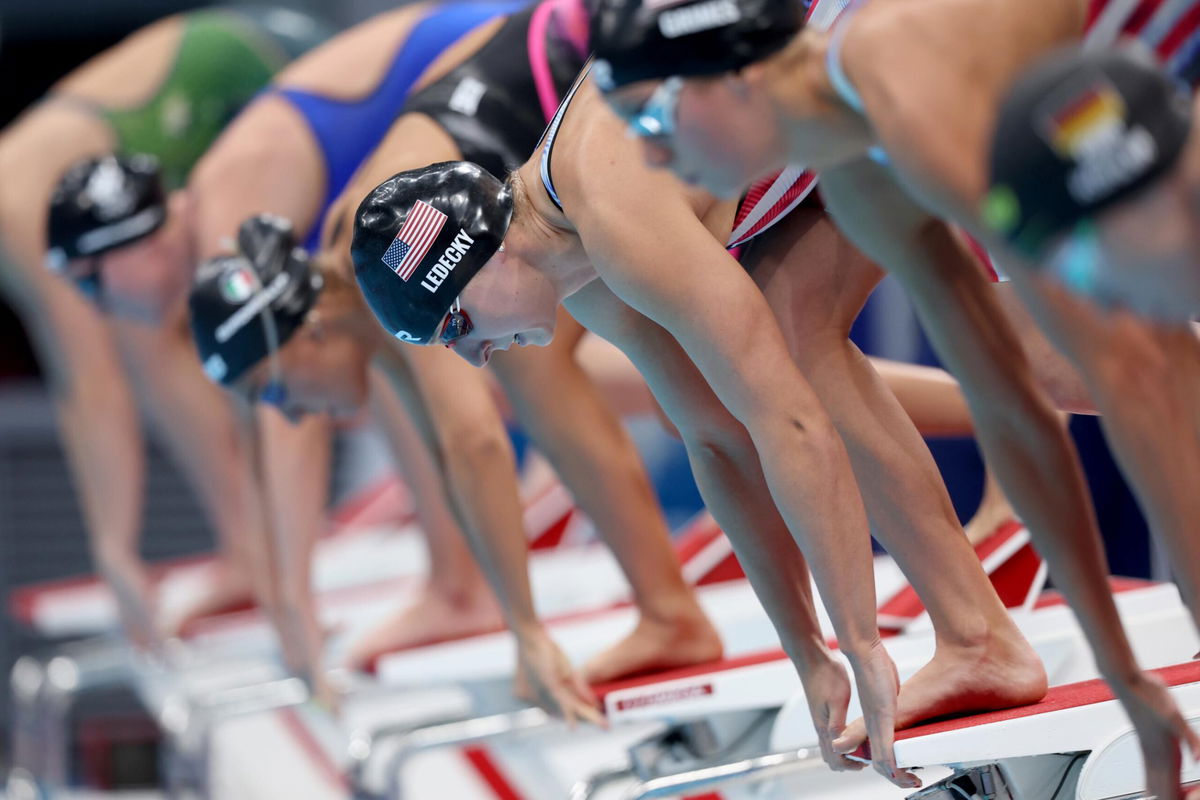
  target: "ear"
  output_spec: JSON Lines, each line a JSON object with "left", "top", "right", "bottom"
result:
{"left": 736, "top": 61, "right": 769, "bottom": 90}
{"left": 299, "top": 315, "right": 325, "bottom": 343}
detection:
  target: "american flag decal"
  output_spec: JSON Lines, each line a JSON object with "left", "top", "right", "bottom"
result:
{"left": 382, "top": 200, "right": 447, "bottom": 281}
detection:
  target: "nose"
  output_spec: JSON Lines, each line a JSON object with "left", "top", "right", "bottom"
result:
{"left": 640, "top": 138, "right": 675, "bottom": 169}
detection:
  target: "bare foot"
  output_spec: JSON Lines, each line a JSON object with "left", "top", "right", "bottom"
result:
{"left": 963, "top": 468, "right": 1018, "bottom": 547}
{"left": 162, "top": 566, "right": 255, "bottom": 638}
{"left": 834, "top": 633, "right": 1047, "bottom": 756}
{"left": 582, "top": 608, "right": 724, "bottom": 685}
{"left": 341, "top": 583, "right": 504, "bottom": 671}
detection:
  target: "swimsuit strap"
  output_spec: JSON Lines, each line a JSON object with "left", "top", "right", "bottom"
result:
{"left": 539, "top": 63, "right": 591, "bottom": 211}
{"left": 825, "top": 1, "right": 867, "bottom": 113}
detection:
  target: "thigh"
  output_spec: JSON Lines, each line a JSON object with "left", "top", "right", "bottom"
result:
{"left": 991, "top": 277, "right": 1096, "bottom": 413}
{"left": 16, "top": 266, "right": 128, "bottom": 397}
{"left": 739, "top": 206, "right": 885, "bottom": 352}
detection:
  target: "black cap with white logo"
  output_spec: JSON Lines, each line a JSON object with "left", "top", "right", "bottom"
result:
{"left": 983, "top": 42, "right": 1193, "bottom": 259}
{"left": 590, "top": 0, "right": 804, "bottom": 90}
{"left": 46, "top": 154, "right": 167, "bottom": 274}
{"left": 351, "top": 161, "right": 512, "bottom": 345}
{"left": 189, "top": 215, "right": 323, "bottom": 386}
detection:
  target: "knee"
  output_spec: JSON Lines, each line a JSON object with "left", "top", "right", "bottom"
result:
{"left": 439, "top": 420, "right": 515, "bottom": 475}
{"left": 680, "top": 416, "right": 755, "bottom": 467}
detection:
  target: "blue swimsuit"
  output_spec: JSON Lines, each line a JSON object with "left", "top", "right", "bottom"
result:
{"left": 271, "top": 0, "right": 525, "bottom": 250}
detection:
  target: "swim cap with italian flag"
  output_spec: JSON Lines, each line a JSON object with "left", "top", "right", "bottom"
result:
{"left": 189, "top": 215, "right": 323, "bottom": 385}
{"left": 590, "top": 0, "right": 804, "bottom": 90}
{"left": 983, "top": 42, "right": 1193, "bottom": 259}
{"left": 351, "top": 161, "right": 512, "bottom": 345}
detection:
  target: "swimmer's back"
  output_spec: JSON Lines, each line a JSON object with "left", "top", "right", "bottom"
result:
{"left": 48, "top": 8, "right": 329, "bottom": 188}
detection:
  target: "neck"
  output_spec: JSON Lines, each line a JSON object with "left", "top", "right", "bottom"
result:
{"left": 762, "top": 29, "right": 880, "bottom": 169}
{"left": 508, "top": 169, "right": 596, "bottom": 299}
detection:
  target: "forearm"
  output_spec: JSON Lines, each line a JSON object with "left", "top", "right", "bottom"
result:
{"left": 438, "top": 422, "right": 541, "bottom": 637}
{"left": 683, "top": 434, "right": 830, "bottom": 669}
{"left": 367, "top": 367, "right": 484, "bottom": 598}
{"left": 374, "top": 346, "right": 541, "bottom": 637}
{"left": 58, "top": 370, "right": 146, "bottom": 574}
{"left": 1085, "top": 327, "right": 1200, "bottom": 631}
{"left": 254, "top": 410, "right": 326, "bottom": 618}
{"left": 492, "top": 347, "right": 693, "bottom": 620}
{"left": 740, "top": 404, "right": 881, "bottom": 656}
{"left": 113, "top": 319, "right": 261, "bottom": 571}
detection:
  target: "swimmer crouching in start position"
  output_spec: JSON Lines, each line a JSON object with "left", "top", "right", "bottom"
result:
{"left": 0, "top": 7, "right": 328, "bottom": 649}
{"left": 349, "top": 139, "right": 1044, "bottom": 784}
{"left": 587, "top": 0, "right": 1200, "bottom": 794}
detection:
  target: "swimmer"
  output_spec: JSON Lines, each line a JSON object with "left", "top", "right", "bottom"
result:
{"left": 187, "top": 0, "right": 721, "bottom": 723}
{"left": 985, "top": 42, "right": 1200, "bottom": 320}
{"left": 348, "top": 62, "right": 1047, "bottom": 788}
{"left": 0, "top": 7, "right": 328, "bottom": 649}
{"left": 588, "top": 0, "right": 1200, "bottom": 795}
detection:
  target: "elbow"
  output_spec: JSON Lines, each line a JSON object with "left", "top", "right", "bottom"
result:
{"left": 679, "top": 414, "right": 755, "bottom": 470}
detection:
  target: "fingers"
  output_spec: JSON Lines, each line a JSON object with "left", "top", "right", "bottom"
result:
{"left": 816, "top": 722, "right": 859, "bottom": 772}
{"left": 548, "top": 684, "right": 605, "bottom": 729}
{"left": 570, "top": 671, "right": 608, "bottom": 729}
{"left": 864, "top": 711, "right": 920, "bottom": 790}
{"left": 827, "top": 696, "right": 848, "bottom": 748}
{"left": 1143, "top": 744, "right": 1183, "bottom": 800}
{"left": 830, "top": 720, "right": 868, "bottom": 772}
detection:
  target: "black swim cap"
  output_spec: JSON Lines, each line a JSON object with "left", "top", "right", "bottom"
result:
{"left": 46, "top": 154, "right": 167, "bottom": 271}
{"left": 352, "top": 162, "right": 512, "bottom": 345}
{"left": 983, "top": 43, "right": 1194, "bottom": 259}
{"left": 590, "top": 0, "right": 804, "bottom": 90}
{"left": 190, "top": 215, "right": 323, "bottom": 386}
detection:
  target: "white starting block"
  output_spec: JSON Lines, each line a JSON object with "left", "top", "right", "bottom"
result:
{"left": 277, "top": 521, "right": 1060, "bottom": 798}
{"left": 560, "top": 577, "right": 1196, "bottom": 800}
{"left": 5, "top": 475, "right": 594, "bottom": 799}
{"left": 894, "top": 660, "right": 1200, "bottom": 800}
{"left": 9, "top": 475, "right": 587, "bottom": 641}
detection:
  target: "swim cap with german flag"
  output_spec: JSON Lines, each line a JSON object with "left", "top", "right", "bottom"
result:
{"left": 352, "top": 162, "right": 512, "bottom": 345}
{"left": 590, "top": 0, "right": 804, "bottom": 90}
{"left": 983, "top": 43, "right": 1193, "bottom": 259}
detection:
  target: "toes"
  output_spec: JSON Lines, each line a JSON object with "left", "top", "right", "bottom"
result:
{"left": 833, "top": 719, "right": 867, "bottom": 754}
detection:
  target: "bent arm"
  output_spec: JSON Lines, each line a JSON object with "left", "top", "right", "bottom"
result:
{"left": 819, "top": 157, "right": 1142, "bottom": 684}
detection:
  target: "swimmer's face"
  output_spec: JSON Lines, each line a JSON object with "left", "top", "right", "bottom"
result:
{"left": 1043, "top": 175, "right": 1200, "bottom": 322}
{"left": 235, "top": 313, "right": 371, "bottom": 421}
{"left": 443, "top": 247, "right": 557, "bottom": 367}
{"left": 606, "top": 75, "right": 785, "bottom": 198}
{"left": 62, "top": 192, "right": 194, "bottom": 323}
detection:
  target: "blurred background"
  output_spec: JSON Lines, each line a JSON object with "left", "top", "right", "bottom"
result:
{"left": 0, "top": 0, "right": 1161, "bottom": 791}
